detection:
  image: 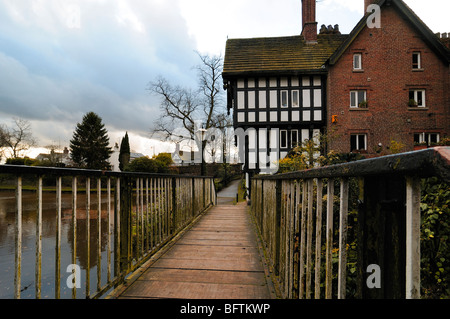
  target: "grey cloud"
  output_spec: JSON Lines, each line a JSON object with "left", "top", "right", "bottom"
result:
{"left": 0, "top": 0, "right": 200, "bottom": 149}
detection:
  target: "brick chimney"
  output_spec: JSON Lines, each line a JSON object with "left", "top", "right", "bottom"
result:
{"left": 301, "top": 0, "right": 318, "bottom": 44}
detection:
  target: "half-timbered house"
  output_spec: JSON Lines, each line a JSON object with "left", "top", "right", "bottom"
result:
{"left": 222, "top": 0, "right": 346, "bottom": 180}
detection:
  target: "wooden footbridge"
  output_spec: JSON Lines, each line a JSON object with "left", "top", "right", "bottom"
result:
{"left": 2, "top": 147, "right": 449, "bottom": 300}
{"left": 109, "top": 197, "right": 274, "bottom": 299}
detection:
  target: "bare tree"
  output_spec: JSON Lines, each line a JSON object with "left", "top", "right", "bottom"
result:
{"left": 148, "top": 52, "right": 227, "bottom": 175}
{"left": 149, "top": 76, "right": 198, "bottom": 140}
{"left": 0, "top": 118, "right": 36, "bottom": 159}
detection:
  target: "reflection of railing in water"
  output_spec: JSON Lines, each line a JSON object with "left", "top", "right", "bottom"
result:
{"left": 0, "top": 165, "right": 216, "bottom": 299}
{"left": 251, "top": 147, "right": 449, "bottom": 299}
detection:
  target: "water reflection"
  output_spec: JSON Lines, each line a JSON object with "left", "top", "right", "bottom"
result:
{"left": 0, "top": 190, "right": 115, "bottom": 299}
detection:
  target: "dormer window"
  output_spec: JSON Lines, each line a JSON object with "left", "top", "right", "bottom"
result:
{"left": 412, "top": 52, "right": 421, "bottom": 69}
{"left": 353, "top": 53, "right": 362, "bottom": 70}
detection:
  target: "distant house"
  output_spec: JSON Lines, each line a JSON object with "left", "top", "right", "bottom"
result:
{"left": 130, "top": 152, "right": 145, "bottom": 161}
{"left": 35, "top": 147, "right": 72, "bottom": 166}
{"left": 109, "top": 143, "right": 146, "bottom": 171}
{"left": 171, "top": 150, "right": 201, "bottom": 166}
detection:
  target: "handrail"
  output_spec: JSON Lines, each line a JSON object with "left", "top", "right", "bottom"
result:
{"left": 0, "top": 165, "right": 216, "bottom": 299}
{"left": 250, "top": 147, "right": 449, "bottom": 299}
{"left": 253, "top": 147, "right": 449, "bottom": 182}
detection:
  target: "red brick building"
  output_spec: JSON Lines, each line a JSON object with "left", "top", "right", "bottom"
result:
{"left": 223, "top": 0, "right": 449, "bottom": 177}
{"left": 327, "top": 0, "right": 450, "bottom": 156}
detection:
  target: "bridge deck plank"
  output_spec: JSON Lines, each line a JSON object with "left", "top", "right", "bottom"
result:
{"left": 115, "top": 202, "right": 273, "bottom": 299}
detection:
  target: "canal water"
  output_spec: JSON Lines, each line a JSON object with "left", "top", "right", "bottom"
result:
{"left": 0, "top": 190, "right": 115, "bottom": 299}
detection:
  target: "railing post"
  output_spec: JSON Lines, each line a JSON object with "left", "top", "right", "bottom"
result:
{"left": 14, "top": 176, "right": 22, "bottom": 299}
{"left": 172, "top": 177, "right": 177, "bottom": 233}
{"left": 114, "top": 177, "right": 121, "bottom": 278}
{"left": 314, "top": 178, "right": 323, "bottom": 299}
{"left": 275, "top": 179, "right": 282, "bottom": 278}
{"left": 36, "top": 176, "right": 43, "bottom": 299}
{"left": 325, "top": 178, "right": 334, "bottom": 299}
{"left": 55, "top": 176, "right": 62, "bottom": 299}
{"left": 192, "top": 178, "right": 195, "bottom": 217}
{"left": 406, "top": 176, "right": 421, "bottom": 299}
{"left": 120, "top": 176, "right": 132, "bottom": 274}
{"left": 338, "top": 178, "right": 349, "bottom": 299}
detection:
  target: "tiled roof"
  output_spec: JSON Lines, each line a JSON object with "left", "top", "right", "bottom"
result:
{"left": 223, "top": 34, "right": 348, "bottom": 77}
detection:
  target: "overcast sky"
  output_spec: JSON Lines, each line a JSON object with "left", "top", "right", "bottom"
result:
{"left": 0, "top": 0, "right": 448, "bottom": 157}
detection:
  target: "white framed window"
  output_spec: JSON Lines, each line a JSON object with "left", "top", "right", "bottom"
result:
{"left": 350, "top": 90, "right": 367, "bottom": 108}
{"left": 412, "top": 52, "right": 421, "bottom": 69}
{"left": 292, "top": 90, "right": 299, "bottom": 108}
{"left": 409, "top": 89, "right": 426, "bottom": 107}
{"left": 353, "top": 53, "right": 362, "bottom": 70}
{"left": 280, "top": 130, "right": 288, "bottom": 149}
{"left": 414, "top": 132, "right": 439, "bottom": 146}
{"left": 350, "top": 134, "right": 367, "bottom": 152}
{"left": 281, "top": 90, "right": 288, "bottom": 108}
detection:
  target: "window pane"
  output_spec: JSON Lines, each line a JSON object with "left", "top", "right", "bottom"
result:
{"left": 354, "top": 54, "right": 361, "bottom": 69}
{"left": 429, "top": 133, "right": 439, "bottom": 144}
{"left": 358, "top": 91, "right": 365, "bottom": 104}
{"left": 292, "top": 91, "right": 299, "bottom": 107}
{"left": 350, "top": 91, "right": 356, "bottom": 107}
{"left": 350, "top": 135, "right": 357, "bottom": 151}
{"left": 291, "top": 130, "right": 298, "bottom": 148}
{"left": 412, "top": 53, "right": 420, "bottom": 69}
{"left": 280, "top": 131, "right": 287, "bottom": 148}
{"left": 281, "top": 91, "right": 288, "bottom": 107}
{"left": 417, "top": 91, "right": 423, "bottom": 106}
{"left": 413, "top": 133, "right": 421, "bottom": 144}
{"left": 358, "top": 135, "right": 366, "bottom": 150}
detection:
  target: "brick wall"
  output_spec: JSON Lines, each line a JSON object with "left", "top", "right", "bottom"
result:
{"left": 327, "top": 5, "right": 449, "bottom": 156}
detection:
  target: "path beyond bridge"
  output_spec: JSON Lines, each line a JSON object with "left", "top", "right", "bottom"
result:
{"left": 109, "top": 180, "right": 274, "bottom": 299}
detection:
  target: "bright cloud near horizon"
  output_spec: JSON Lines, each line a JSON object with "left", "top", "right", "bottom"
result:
{"left": 0, "top": 0, "right": 448, "bottom": 158}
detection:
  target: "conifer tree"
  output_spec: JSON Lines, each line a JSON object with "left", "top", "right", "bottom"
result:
{"left": 70, "top": 112, "right": 112, "bottom": 169}
{"left": 119, "top": 132, "right": 130, "bottom": 171}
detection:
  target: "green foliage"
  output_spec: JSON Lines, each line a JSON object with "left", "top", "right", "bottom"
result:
{"left": 153, "top": 153, "right": 173, "bottom": 173}
{"left": 319, "top": 150, "right": 366, "bottom": 166}
{"left": 278, "top": 139, "right": 321, "bottom": 173}
{"left": 125, "top": 156, "right": 157, "bottom": 173}
{"left": 388, "top": 139, "right": 406, "bottom": 154}
{"left": 69, "top": 112, "right": 113, "bottom": 170}
{"left": 6, "top": 157, "right": 36, "bottom": 166}
{"left": 125, "top": 153, "right": 174, "bottom": 174}
{"left": 278, "top": 144, "right": 366, "bottom": 174}
{"left": 420, "top": 177, "right": 450, "bottom": 299}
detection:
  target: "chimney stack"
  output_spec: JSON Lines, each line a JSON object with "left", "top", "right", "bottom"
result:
{"left": 302, "top": 0, "right": 318, "bottom": 44}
